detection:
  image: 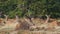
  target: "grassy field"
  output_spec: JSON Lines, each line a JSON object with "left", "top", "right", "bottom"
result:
{"left": 0, "top": 18, "right": 60, "bottom": 34}
{"left": 0, "top": 30, "right": 60, "bottom": 34}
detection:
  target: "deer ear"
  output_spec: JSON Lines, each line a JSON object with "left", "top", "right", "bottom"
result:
{"left": 4, "top": 15, "right": 8, "bottom": 21}
{"left": 16, "top": 15, "right": 18, "bottom": 19}
{"left": 15, "top": 15, "right": 19, "bottom": 21}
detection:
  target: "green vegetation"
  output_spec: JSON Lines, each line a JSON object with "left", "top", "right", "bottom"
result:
{"left": 0, "top": 0, "right": 60, "bottom": 18}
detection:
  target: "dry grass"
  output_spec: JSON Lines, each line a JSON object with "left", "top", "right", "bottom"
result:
{"left": 0, "top": 18, "right": 60, "bottom": 34}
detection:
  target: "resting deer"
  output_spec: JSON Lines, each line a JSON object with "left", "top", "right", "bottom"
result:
{"left": 23, "top": 15, "right": 50, "bottom": 31}
{"left": 0, "top": 18, "right": 5, "bottom": 26}
{"left": 0, "top": 15, "right": 21, "bottom": 34}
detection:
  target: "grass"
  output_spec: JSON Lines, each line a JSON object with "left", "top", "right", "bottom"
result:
{"left": 0, "top": 18, "right": 60, "bottom": 34}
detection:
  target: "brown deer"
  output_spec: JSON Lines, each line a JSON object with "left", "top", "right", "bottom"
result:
{"left": 0, "top": 18, "right": 5, "bottom": 26}
{"left": 46, "top": 19, "right": 58, "bottom": 30}
{"left": 0, "top": 15, "right": 21, "bottom": 34}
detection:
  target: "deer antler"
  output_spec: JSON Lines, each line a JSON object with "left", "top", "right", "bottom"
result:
{"left": 45, "top": 15, "right": 50, "bottom": 23}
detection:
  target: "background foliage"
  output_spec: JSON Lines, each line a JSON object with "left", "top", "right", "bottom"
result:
{"left": 0, "top": 0, "right": 60, "bottom": 18}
